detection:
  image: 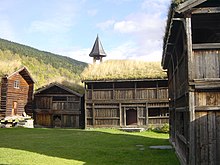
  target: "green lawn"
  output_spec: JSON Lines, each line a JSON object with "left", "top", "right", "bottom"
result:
{"left": 0, "top": 128, "right": 179, "bottom": 165}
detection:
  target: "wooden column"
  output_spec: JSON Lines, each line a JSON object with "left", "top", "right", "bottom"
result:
{"left": 119, "top": 103, "right": 122, "bottom": 127}
{"left": 186, "top": 15, "right": 195, "bottom": 165}
{"left": 145, "top": 102, "right": 149, "bottom": 126}
{"left": 91, "top": 84, "right": 94, "bottom": 100}
{"left": 113, "top": 83, "right": 115, "bottom": 100}
{"left": 137, "top": 107, "right": 139, "bottom": 126}
{"left": 84, "top": 83, "right": 87, "bottom": 128}
{"left": 124, "top": 107, "right": 126, "bottom": 127}
{"left": 186, "top": 16, "right": 193, "bottom": 80}
{"left": 134, "top": 82, "right": 137, "bottom": 99}
{"left": 189, "top": 91, "right": 195, "bottom": 165}
{"left": 84, "top": 102, "right": 87, "bottom": 128}
{"left": 92, "top": 103, "right": 95, "bottom": 126}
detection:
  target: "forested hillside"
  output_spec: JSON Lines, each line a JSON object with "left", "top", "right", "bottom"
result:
{"left": 0, "top": 38, "right": 87, "bottom": 93}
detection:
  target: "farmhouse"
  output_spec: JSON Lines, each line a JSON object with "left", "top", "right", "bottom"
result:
{"left": 0, "top": 67, "right": 34, "bottom": 118}
{"left": 34, "top": 83, "right": 83, "bottom": 128}
{"left": 162, "top": 0, "right": 220, "bottom": 164}
{"left": 82, "top": 37, "right": 169, "bottom": 128}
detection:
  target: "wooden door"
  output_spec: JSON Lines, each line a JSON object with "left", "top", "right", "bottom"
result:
{"left": 36, "top": 114, "right": 52, "bottom": 127}
{"left": 12, "top": 101, "right": 18, "bottom": 116}
{"left": 126, "top": 109, "right": 137, "bottom": 125}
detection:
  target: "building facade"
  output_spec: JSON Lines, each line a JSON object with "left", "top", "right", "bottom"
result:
{"left": 84, "top": 79, "right": 169, "bottom": 128}
{"left": 162, "top": 0, "right": 220, "bottom": 164}
{"left": 34, "top": 83, "right": 83, "bottom": 128}
{"left": 0, "top": 67, "right": 34, "bottom": 118}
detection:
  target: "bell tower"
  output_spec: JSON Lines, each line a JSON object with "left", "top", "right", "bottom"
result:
{"left": 89, "top": 35, "right": 107, "bottom": 63}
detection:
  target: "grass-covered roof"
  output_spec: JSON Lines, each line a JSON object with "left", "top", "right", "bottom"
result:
{"left": 81, "top": 60, "right": 167, "bottom": 81}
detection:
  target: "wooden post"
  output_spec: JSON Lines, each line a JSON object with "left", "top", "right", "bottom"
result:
{"left": 124, "top": 107, "right": 126, "bottom": 127}
{"left": 186, "top": 15, "right": 195, "bottom": 165}
{"left": 186, "top": 16, "right": 193, "bottom": 80}
{"left": 91, "top": 84, "right": 94, "bottom": 100}
{"left": 119, "top": 103, "right": 122, "bottom": 127}
{"left": 92, "top": 103, "right": 95, "bottom": 126}
{"left": 113, "top": 83, "right": 115, "bottom": 100}
{"left": 84, "top": 83, "right": 87, "bottom": 128}
{"left": 134, "top": 82, "right": 137, "bottom": 99}
{"left": 137, "top": 107, "right": 139, "bottom": 126}
{"left": 145, "top": 102, "right": 149, "bottom": 126}
{"left": 189, "top": 91, "right": 195, "bottom": 165}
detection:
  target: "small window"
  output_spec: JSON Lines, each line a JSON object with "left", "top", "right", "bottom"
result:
{"left": 14, "top": 80, "right": 20, "bottom": 89}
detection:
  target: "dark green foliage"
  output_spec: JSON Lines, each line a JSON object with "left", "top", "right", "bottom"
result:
{"left": 148, "top": 123, "right": 170, "bottom": 133}
{"left": 0, "top": 38, "right": 87, "bottom": 75}
{"left": 0, "top": 38, "right": 87, "bottom": 93}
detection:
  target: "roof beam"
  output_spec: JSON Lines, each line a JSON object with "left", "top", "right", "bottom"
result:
{"left": 192, "top": 7, "right": 220, "bottom": 14}
{"left": 192, "top": 43, "right": 220, "bottom": 49}
{"left": 176, "top": 0, "right": 207, "bottom": 13}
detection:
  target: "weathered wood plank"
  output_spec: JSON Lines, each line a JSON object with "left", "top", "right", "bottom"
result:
{"left": 193, "top": 43, "right": 220, "bottom": 49}
{"left": 199, "top": 112, "right": 208, "bottom": 165}
{"left": 208, "top": 111, "right": 216, "bottom": 165}
{"left": 189, "top": 91, "right": 196, "bottom": 165}
{"left": 216, "top": 112, "right": 220, "bottom": 164}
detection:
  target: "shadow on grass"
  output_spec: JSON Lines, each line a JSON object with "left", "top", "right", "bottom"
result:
{"left": 0, "top": 128, "right": 179, "bottom": 165}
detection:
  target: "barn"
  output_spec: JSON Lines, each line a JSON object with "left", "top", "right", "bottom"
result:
{"left": 34, "top": 83, "right": 83, "bottom": 128}
{"left": 162, "top": 0, "right": 220, "bottom": 164}
{"left": 0, "top": 67, "right": 34, "bottom": 118}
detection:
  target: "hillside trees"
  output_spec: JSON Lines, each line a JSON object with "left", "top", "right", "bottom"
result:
{"left": 0, "top": 49, "right": 84, "bottom": 93}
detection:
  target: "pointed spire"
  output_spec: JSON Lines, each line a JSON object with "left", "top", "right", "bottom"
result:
{"left": 89, "top": 35, "right": 107, "bottom": 63}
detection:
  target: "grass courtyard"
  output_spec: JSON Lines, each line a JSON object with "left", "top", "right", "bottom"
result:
{"left": 0, "top": 128, "right": 179, "bottom": 165}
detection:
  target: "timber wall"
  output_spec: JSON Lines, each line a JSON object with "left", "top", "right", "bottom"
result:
{"left": 34, "top": 88, "right": 82, "bottom": 128}
{"left": 84, "top": 80, "right": 169, "bottom": 128}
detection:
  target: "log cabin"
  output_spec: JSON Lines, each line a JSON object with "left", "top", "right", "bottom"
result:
{"left": 162, "top": 0, "right": 220, "bottom": 164}
{"left": 0, "top": 67, "right": 34, "bottom": 118}
{"left": 82, "top": 36, "right": 169, "bottom": 128}
{"left": 34, "top": 83, "right": 83, "bottom": 128}
{"left": 83, "top": 79, "right": 169, "bottom": 128}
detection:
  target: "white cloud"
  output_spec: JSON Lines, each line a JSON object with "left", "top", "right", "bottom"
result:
{"left": 87, "top": 9, "right": 98, "bottom": 16}
{"left": 96, "top": 20, "right": 115, "bottom": 30}
{"left": 107, "top": 40, "right": 162, "bottom": 62}
{"left": 141, "top": 0, "right": 169, "bottom": 15}
{"left": 28, "top": 1, "right": 78, "bottom": 34}
{"left": 114, "top": 21, "right": 138, "bottom": 33}
{"left": 96, "top": 0, "right": 170, "bottom": 62}
{"left": 107, "top": 41, "right": 138, "bottom": 60}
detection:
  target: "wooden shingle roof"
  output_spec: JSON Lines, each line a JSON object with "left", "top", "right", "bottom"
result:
{"left": 89, "top": 35, "right": 107, "bottom": 58}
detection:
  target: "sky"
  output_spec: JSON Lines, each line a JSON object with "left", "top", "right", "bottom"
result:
{"left": 0, "top": 0, "right": 171, "bottom": 64}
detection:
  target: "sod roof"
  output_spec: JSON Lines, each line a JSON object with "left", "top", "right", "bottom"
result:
{"left": 81, "top": 60, "right": 167, "bottom": 81}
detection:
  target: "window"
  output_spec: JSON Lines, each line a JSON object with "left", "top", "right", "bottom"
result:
{"left": 14, "top": 80, "right": 20, "bottom": 89}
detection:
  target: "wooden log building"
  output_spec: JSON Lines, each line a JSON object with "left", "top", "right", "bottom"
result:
{"left": 34, "top": 83, "right": 83, "bottom": 128}
{"left": 162, "top": 0, "right": 220, "bottom": 164}
{"left": 83, "top": 79, "right": 169, "bottom": 128}
{"left": 82, "top": 36, "right": 169, "bottom": 128}
{"left": 0, "top": 67, "right": 34, "bottom": 118}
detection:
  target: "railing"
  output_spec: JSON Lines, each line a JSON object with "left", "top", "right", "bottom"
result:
{"left": 86, "top": 88, "right": 168, "bottom": 100}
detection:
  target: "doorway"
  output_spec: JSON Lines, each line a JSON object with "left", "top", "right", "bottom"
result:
{"left": 12, "top": 101, "right": 18, "bottom": 116}
{"left": 126, "top": 109, "right": 137, "bottom": 125}
{"left": 53, "top": 115, "right": 61, "bottom": 128}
